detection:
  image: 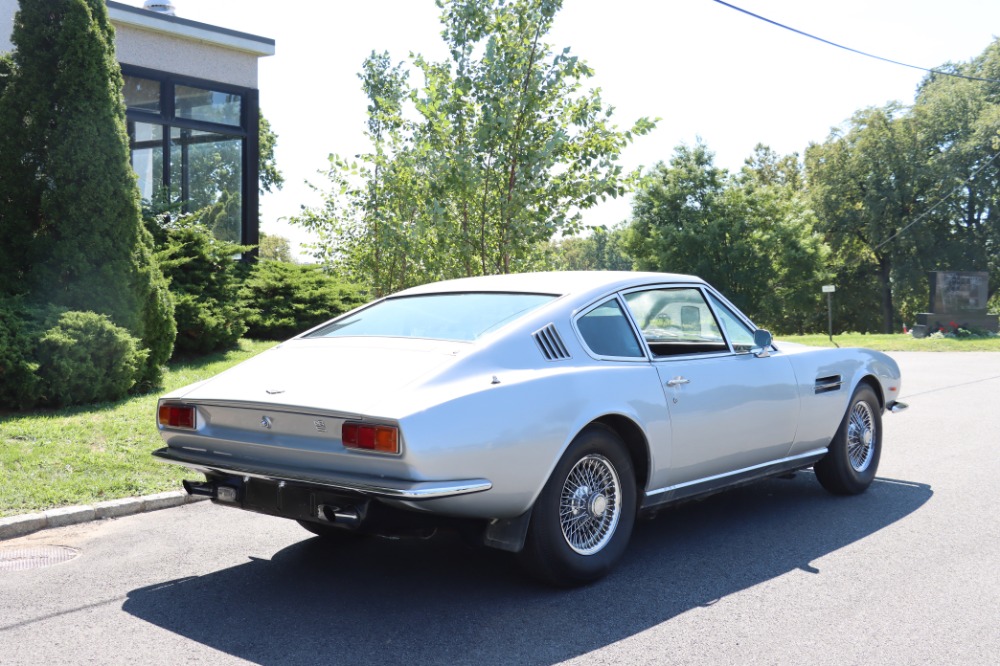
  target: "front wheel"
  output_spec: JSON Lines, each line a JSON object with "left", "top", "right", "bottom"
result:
{"left": 814, "top": 385, "right": 882, "bottom": 495}
{"left": 518, "top": 424, "right": 637, "bottom": 587}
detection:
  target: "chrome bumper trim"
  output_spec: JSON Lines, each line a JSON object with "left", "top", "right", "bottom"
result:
{"left": 152, "top": 447, "right": 492, "bottom": 500}
{"left": 889, "top": 401, "right": 909, "bottom": 413}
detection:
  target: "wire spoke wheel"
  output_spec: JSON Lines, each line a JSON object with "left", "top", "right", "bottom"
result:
{"left": 846, "top": 400, "right": 876, "bottom": 472}
{"left": 814, "top": 385, "right": 882, "bottom": 496}
{"left": 559, "top": 454, "right": 621, "bottom": 555}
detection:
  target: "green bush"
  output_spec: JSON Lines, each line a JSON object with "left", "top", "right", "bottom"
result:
{"left": 0, "top": 299, "right": 43, "bottom": 410}
{"left": 157, "top": 217, "right": 249, "bottom": 355}
{"left": 239, "top": 262, "right": 367, "bottom": 340}
{"left": 34, "top": 311, "right": 147, "bottom": 407}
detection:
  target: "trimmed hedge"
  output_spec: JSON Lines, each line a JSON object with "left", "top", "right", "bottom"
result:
{"left": 156, "top": 217, "right": 249, "bottom": 356}
{"left": 0, "top": 300, "right": 147, "bottom": 410}
{"left": 239, "top": 262, "right": 368, "bottom": 340}
{"left": 0, "top": 299, "right": 43, "bottom": 410}
{"left": 34, "top": 311, "right": 147, "bottom": 407}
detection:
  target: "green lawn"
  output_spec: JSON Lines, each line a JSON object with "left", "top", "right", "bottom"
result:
{"left": 775, "top": 332, "right": 1000, "bottom": 352}
{"left": 0, "top": 339, "right": 276, "bottom": 518}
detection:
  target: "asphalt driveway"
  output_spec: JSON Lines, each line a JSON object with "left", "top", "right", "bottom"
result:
{"left": 0, "top": 352, "right": 997, "bottom": 665}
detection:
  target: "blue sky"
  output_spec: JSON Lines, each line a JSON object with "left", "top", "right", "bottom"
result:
{"left": 117, "top": 0, "right": 1000, "bottom": 256}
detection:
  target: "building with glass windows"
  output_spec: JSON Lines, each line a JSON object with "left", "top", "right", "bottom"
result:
{"left": 0, "top": 0, "right": 274, "bottom": 247}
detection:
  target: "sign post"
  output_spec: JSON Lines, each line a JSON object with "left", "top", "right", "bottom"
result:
{"left": 822, "top": 285, "right": 836, "bottom": 347}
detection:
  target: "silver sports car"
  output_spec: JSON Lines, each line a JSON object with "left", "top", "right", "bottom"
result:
{"left": 154, "top": 271, "right": 907, "bottom": 586}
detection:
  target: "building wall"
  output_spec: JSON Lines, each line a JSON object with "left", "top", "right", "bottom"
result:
{"left": 114, "top": 23, "right": 258, "bottom": 88}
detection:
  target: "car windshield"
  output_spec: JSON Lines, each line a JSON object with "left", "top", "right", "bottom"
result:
{"left": 306, "top": 292, "right": 557, "bottom": 342}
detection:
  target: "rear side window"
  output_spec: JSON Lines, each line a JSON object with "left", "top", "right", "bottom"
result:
{"left": 577, "top": 299, "right": 644, "bottom": 358}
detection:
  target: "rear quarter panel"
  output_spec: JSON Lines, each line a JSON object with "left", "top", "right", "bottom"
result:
{"left": 393, "top": 362, "right": 669, "bottom": 519}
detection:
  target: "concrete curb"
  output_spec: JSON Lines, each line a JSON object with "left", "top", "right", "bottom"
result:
{"left": 0, "top": 492, "right": 208, "bottom": 541}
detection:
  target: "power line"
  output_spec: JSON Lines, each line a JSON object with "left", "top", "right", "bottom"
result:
{"left": 713, "top": 0, "right": 1000, "bottom": 85}
{"left": 875, "top": 150, "right": 1000, "bottom": 250}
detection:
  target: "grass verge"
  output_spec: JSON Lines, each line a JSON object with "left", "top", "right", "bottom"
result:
{"left": 775, "top": 332, "right": 1000, "bottom": 351}
{"left": 0, "top": 339, "right": 275, "bottom": 518}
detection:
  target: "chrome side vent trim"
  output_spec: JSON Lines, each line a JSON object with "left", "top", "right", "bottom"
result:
{"left": 815, "top": 375, "right": 843, "bottom": 394}
{"left": 533, "top": 324, "right": 571, "bottom": 361}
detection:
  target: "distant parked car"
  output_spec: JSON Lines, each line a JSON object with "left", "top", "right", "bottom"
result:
{"left": 154, "top": 271, "right": 907, "bottom": 586}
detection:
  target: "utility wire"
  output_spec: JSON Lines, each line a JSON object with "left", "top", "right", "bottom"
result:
{"left": 713, "top": 0, "right": 1000, "bottom": 85}
{"left": 875, "top": 150, "right": 1000, "bottom": 250}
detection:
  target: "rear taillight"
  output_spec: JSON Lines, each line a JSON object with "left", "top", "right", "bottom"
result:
{"left": 158, "top": 404, "right": 196, "bottom": 430}
{"left": 342, "top": 422, "right": 399, "bottom": 454}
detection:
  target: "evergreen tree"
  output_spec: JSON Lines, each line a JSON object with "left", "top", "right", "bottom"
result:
{"left": 0, "top": 0, "right": 175, "bottom": 382}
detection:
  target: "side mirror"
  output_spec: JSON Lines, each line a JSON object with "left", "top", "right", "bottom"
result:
{"left": 751, "top": 329, "right": 772, "bottom": 358}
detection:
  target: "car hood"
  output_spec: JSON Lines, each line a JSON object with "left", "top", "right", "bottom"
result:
{"left": 170, "top": 337, "right": 470, "bottom": 416}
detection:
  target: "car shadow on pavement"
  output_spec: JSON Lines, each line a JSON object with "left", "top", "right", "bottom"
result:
{"left": 123, "top": 473, "right": 931, "bottom": 665}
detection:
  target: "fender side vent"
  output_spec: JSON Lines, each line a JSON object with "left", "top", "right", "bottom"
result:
{"left": 815, "top": 375, "right": 843, "bottom": 394}
{"left": 533, "top": 324, "right": 571, "bottom": 361}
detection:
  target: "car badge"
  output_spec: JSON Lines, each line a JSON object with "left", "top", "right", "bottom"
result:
{"left": 314, "top": 419, "right": 327, "bottom": 433}
{"left": 265, "top": 389, "right": 285, "bottom": 395}
{"left": 260, "top": 415, "right": 272, "bottom": 429}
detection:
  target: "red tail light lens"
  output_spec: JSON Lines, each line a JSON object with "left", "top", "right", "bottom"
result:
{"left": 342, "top": 422, "right": 399, "bottom": 454}
{"left": 158, "top": 404, "right": 196, "bottom": 430}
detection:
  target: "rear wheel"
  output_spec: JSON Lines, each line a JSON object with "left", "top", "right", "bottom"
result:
{"left": 518, "top": 424, "right": 637, "bottom": 587}
{"left": 814, "top": 385, "right": 882, "bottom": 495}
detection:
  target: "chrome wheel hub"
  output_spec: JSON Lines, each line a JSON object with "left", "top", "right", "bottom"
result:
{"left": 559, "top": 454, "right": 621, "bottom": 555}
{"left": 847, "top": 400, "right": 876, "bottom": 472}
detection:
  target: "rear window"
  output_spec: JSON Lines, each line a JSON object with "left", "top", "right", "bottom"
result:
{"left": 306, "top": 292, "right": 556, "bottom": 342}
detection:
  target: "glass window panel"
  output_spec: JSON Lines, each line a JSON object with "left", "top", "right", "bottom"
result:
{"left": 123, "top": 75, "right": 161, "bottom": 113}
{"left": 170, "top": 128, "right": 243, "bottom": 243}
{"left": 129, "top": 121, "right": 165, "bottom": 204}
{"left": 577, "top": 299, "right": 644, "bottom": 358}
{"left": 307, "top": 293, "right": 556, "bottom": 342}
{"left": 175, "top": 84, "right": 241, "bottom": 126}
{"left": 624, "top": 288, "right": 727, "bottom": 357}
{"left": 707, "top": 292, "right": 756, "bottom": 353}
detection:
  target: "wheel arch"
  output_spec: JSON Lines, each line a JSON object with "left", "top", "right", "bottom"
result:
{"left": 855, "top": 374, "right": 886, "bottom": 412}
{"left": 591, "top": 414, "right": 651, "bottom": 493}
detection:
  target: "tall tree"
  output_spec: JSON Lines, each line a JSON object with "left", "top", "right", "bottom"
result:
{"left": 912, "top": 39, "right": 1000, "bottom": 299}
{"left": 0, "top": 0, "right": 175, "bottom": 379}
{"left": 805, "top": 105, "right": 938, "bottom": 333}
{"left": 625, "top": 141, "right": 827, "bottom": 332}
{"left": 294, "top": 0, "right": 655, "bottom": 296}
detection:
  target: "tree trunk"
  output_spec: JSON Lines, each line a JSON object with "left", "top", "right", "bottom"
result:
{"left": 878, "top": 256, "right": 894, "bottom": 334}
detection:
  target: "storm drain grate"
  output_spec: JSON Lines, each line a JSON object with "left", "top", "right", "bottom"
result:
{"left": 0, "top": 546, "right": 80, "bottom": 572}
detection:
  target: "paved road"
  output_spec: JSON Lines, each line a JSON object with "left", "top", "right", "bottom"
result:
{"left": 1, "top": 352, "right": 998, "bottom": 665}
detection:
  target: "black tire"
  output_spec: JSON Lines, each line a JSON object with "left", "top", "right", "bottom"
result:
{"left": 814, "top": 385, "right": 882, "bottom": 495}
{"left": 296, "top": 519, "right": 365, "bottom": 542}
{"left": 518, "top": 424, "right": 637, "bottom": 587}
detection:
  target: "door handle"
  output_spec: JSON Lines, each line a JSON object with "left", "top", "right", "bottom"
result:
{"left": 665, "top": 376, "right": 690, "bottom": 387}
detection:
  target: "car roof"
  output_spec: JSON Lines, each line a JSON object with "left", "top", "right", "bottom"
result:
{"left": 394, "top": 271, "right": 705, "bottom": 299}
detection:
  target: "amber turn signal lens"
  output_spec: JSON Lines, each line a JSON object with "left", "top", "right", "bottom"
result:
{"left": 342, "top": 422, "right": 399, "bottom": 454}
{"left": 158, "top": 404, "right": 196, "bottom": 429}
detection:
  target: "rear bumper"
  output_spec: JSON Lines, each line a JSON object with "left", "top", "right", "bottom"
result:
{"left": 152, "top": 447, "right": 492, "bottom": 500}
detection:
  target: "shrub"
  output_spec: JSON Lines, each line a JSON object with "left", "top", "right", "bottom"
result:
{"left": 157, "top": 216, "right": 249, "bottom": 355}
{"left": 0, "top": 299, "right": 43, "bottom": 410}
{"left": 34, "top": 311, "right": 147, "bottom": 407}
{"left": 239, "top": 262, "right": 367, "bottom": 340}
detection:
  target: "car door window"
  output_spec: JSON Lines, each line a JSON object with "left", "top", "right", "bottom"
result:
{"left": 623, "top": 288, "right": 727, "bottom": 357}
{"left": 577, "top": 298, "right": 645, "bottom": 358}
{"left": 706, "top": 292, "right": 756, "bottom": 353}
